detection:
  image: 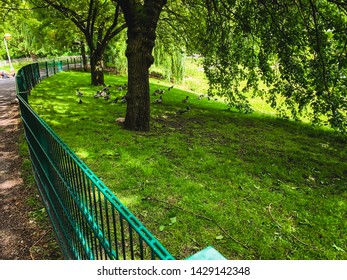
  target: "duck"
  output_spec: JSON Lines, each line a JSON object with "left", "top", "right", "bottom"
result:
{"left": 153, "top": 88, "right": 165, "bottom": 95}
{"left": 76, "top": 89, "right": 83, "bottom": 96}
{"left": 104, "top": 95, "right": 110, "bottom": 100}
{"left": 102, "top": 85, "right": 111, "bottom": 92}
{"left": 94, "top": 91, "right": 101, "bottom": 98}
{"left": 120, "top": 95, "right": 127, "bottom": 103}
{"left": 110, "top": 97, "right": 119, "bottom": 104}
{"left": 176, "top": 106, "right": 190, "bottom": 114}
{"left": 182, "top": 96, "right": 189, "bottom": 103}
{"left": 153, "top": 96, "right": 163, "bottom": 104}
{"left": 99, "top": 90, "right": 107, "bottom": 97}
{"left": 116, "top": 84, "right": 127, "bottom": 91}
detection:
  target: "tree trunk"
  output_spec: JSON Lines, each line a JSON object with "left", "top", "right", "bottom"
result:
{"left": 118, "top": 0, "right": 167, "bottom": 131}
{"left": 124, "top": 32, "right": 153, "bottom": 131}
{"left": 90, "top": 52, "right": 104, "bottom": 86}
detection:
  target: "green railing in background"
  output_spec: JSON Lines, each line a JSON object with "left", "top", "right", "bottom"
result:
{"left": 15, "top": 59, "right": 174, "bottom": 260}
{"left": 16, "top": 57, "right": 84, "bottom": 100}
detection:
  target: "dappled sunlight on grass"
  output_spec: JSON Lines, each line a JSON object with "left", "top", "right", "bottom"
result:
{"left": 75, "top": 148, "right": 90, "bottom": 159}
{"left": 29, "top": 70, "right": 347, "bottom": 260}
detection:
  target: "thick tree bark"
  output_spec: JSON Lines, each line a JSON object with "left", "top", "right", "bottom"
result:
{"left": 90, "top": 51, "right": 104, "bottom": 86}
{"left": 120, "top": 0, "right": 167, "bottom": 131}
{"left": 124, "top": 32, "right": 153, "bottom": 131}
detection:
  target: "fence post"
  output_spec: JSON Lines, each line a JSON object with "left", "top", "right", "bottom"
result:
{"left": 53, "top": 60, "right": 56, "bottom": 75}
{"left": 58, "top": 60, "right": 63, "bottom": 72}
{"left": 67, "top": 59, "right": 70, "bottom": 71}
{"left": 15, "top": 74, "right": 28, "bottom": 103}
{"left": 74, "top": 58, "right": 77, "bottom": 69}
{"left": 45, "top": 61, "right": 49, "bottom": 78}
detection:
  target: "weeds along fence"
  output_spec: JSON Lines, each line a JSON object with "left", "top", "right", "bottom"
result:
{"left": 15, "top": 60, "right": 175, "bottom": 260}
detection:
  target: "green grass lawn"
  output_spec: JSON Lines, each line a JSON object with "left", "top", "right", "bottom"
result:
{"left": 28, "top": 71, "right": 347, "bottom": 260}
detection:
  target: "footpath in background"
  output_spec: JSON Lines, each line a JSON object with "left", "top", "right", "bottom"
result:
{"left": 0, "top": 78, "right": 59, "bottom": 259}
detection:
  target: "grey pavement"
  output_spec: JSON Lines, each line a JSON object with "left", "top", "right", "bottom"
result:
{"left": 0, "top": 78, "right": 17, "bottom": 104}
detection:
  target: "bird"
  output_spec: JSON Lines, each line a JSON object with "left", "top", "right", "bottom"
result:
{"left": 182, "top": 96, "right": 189, "bottom": 103}
{"left": 153, "top": 89, "right": 165, "bottom": 95}
{"left": 78, "top": 99, "right": 83, "bottom": 104}
{"left": 104, "top": 95, "right": 110, "bottom": 100}
{"left": 153, "top": 96, "right": 163, "bottom": 104}
{"left": 168, "top": 85, "right": 174, "bottom": 91}
{"left": 110, "top": 97, "right": 119, "bottom": 104}
{"left": 76, "top": 89, "right": 83, "bottom": 96}
{"left": 116, "top": 83, "right": 127, "bottom": 91}
{"left": 120, "top": 95, "right": 127, "bottom": 103}
{"left": 99, "top": 90, "right": 107, "bottom": 97}
{"left": 94, "top": 91, "right": 101, "bottom": 98}
{"left": 102, "top": 85, "right": 111, "bottom": 92}
{"left": 176, "top": 106, "right": 190, "bottom": 114}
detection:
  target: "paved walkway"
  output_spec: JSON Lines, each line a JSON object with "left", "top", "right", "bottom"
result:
{"left": 0, "top": 77, "right": 31, "bottom": 259}
{"left": 0, "top": 78, "right": 61, "bottom": 259}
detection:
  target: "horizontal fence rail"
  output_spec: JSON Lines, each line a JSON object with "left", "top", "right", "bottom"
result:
{"left": 16, "top": 60, "right": 175, "bottom": 260}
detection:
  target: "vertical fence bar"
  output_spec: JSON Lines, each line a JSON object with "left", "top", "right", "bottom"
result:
{"left": 45, "top": 61, "right": 49, "bottom": 78}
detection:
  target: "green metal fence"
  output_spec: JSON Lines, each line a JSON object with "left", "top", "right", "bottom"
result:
{"left": 15, "top": 58, "right": 78, "bottom": 101}
{"left": 16, "top": 60, "right": 174, "bottom": 260}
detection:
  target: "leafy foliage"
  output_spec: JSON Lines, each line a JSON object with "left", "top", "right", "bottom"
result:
{"left": 200, "top": 0, "right": 347, "bottom": 133}
{"left": 1, "top": 1, "right": 80, "bottom": 58}
{"left": 3, "top": 0, "right": 347, "bottom": 132}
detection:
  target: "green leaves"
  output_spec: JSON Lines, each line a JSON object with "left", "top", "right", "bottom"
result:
{"left": 215, "top": 235, "right": 224, "bottom": 240}
{"left": 169, "top": 216, "right": 177, "bottom": 225}
{"left": 159, "top": 217, "right": 177, "bottom": 232}
{"left": 200, "top": 0, "right": 347, "bottom": 134}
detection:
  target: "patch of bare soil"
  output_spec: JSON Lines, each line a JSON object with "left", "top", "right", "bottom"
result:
{"left": 0, "top": 79, "right": 61, "bottom": 260}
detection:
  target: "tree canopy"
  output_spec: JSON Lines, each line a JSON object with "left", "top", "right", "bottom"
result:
{"left": 29, "top": 0, "right": 127, "bottom": 85}
{"left": 200, "top": 0, "right": 347, "bottom": 133}
{"left": 1, "top": 0, "right": 347, "bottom": 133}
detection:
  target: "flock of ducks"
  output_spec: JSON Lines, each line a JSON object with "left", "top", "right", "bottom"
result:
{"left": 77, "top": 84, "right": 127, "bottom": 104}
{"left": 76, "top": 83, "right": 219, "bottom": 116}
